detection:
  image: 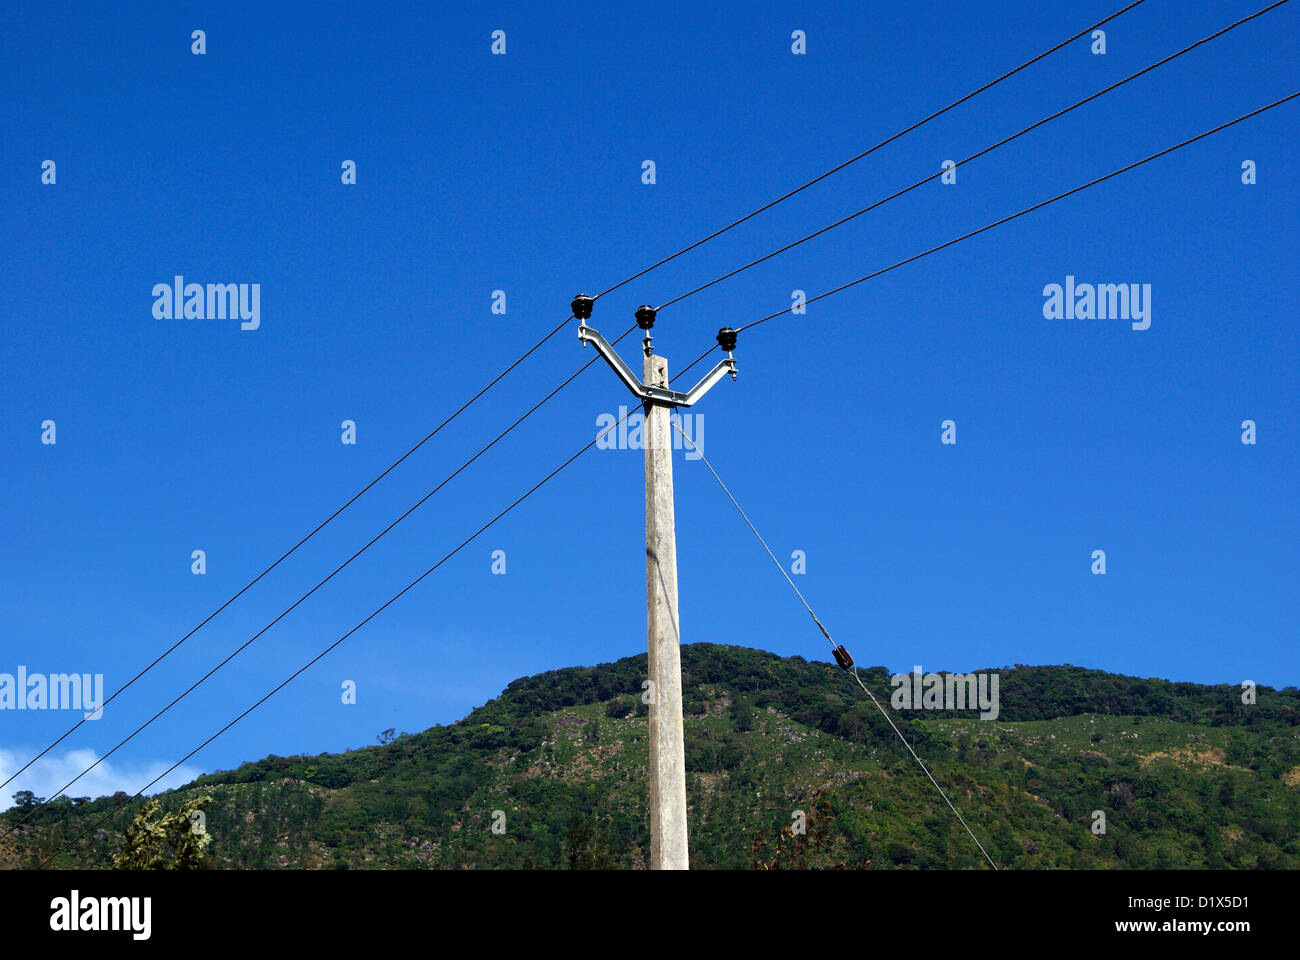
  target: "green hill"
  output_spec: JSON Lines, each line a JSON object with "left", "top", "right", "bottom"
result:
{"left": 4, "top": 644, "right": 1298, "bottom": 869}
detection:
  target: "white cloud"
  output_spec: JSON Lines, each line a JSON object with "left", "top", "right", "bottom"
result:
{"left": 0, "top": 748, "right": 202, "bottom": 811}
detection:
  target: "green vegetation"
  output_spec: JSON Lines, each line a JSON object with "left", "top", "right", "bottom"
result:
{"left": 3, "top": 645, "right": 1297, "bottom": 869}
{"left": 111, "top": 795, "right": 213, "bottom": 870}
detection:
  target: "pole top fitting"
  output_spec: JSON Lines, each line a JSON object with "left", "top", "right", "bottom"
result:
{"left": 635, "top": 305, "right": 657, "bottom": 330}
{"left": 571, "top": 295, "right": 594, "bottom": 320}
{"left": 717, "top": 327, "right": 738, "bottom": 352}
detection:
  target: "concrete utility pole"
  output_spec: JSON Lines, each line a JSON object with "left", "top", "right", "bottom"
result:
{"left": 642, "top": 349, "right": 687, "bottom": 869}
{"left": 571, "top": 295, "right": 738, "bottom": 870}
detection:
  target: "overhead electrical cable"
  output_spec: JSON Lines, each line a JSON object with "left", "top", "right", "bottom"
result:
{"left": 672, "top": 91, "right": 1300, "bottom": 383}
{"left": 37, "top": 406, "right": 639, "bottom": 869}
{"left": 593, "top": 0, "right": 1149, "bottom": 301}
{"left": 1, "top": 325, "right": 637, "bottom": 841}
{"left": 653, "top": 0, "right": 1291, "bottom": 313}
{"left": 2, "top": 0, "right": 1154, "bottom": 804}
{"left": 0, "top": 313, "right": 575, "bottom": 797}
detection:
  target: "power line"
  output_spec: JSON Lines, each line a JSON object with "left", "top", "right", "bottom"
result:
{"left": 0, "top": 313, "right": 574, "bottom": 799}
{"left": 50, "top": 86, "right": 1288, "bottom": 851}
{"left": 655, "top": 0, "right": 1292, "bottom": 313}
{"left": 36, "top": 405, "right": 639, "bottom": 869}
{"left": 0, "top": 0, "right": 1152, "bottom": 813}
{"left": 2, "top": 324, "right": 636, "bottom": 842}
{"left": 13, "top": 7, "right": 1283, "bottom": 867}
{"left": 669, "top": 419, "right": 999, "bottom": 870}
{"left": 593, "top": 0, "right": 1148, "bottom": 301}
{"left": 738, "top": 92, "right": 1299, "bottom": 333}
{"left": 673, "top": 90, "right": 1300, "bottom": 383}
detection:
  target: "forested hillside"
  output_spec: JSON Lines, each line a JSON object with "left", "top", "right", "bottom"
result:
{"left": 4, "top": 644, "right": 1297, "bottom": 869}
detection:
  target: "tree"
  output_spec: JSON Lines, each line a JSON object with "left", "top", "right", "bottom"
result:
{"left": 11, "top": 790, "right": 43, "bottom": 811}
{"left": 376, "top": 728, "right": 397, "bottom": 745}
{"left": 565, "top": 813, "right": 615, "bottom": 869}
{"left": 112, "top": 795, "right": 213, "bottom": 870}
{"left": 730, "top": 695, "right": 754, "bottom": 732}
{"left": 751, "top": 793, "right": 866, "bottom": 870}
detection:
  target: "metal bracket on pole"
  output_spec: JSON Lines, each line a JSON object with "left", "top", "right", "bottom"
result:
{"left": 578, "top": 321, "right": 736, "bottom": 407}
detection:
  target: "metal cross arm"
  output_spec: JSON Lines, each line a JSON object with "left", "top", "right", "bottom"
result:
{"left": 577, "top": 320, "right": 737, "bottom": 407}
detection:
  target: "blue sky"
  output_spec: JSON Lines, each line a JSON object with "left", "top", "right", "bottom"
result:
{"left": 1, "top": 0, "right": 1296, "bottom": 807}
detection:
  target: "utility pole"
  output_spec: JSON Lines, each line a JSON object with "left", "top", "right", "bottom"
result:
{"left": 572, "top": 295, "right": 737, "bottom": 870}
